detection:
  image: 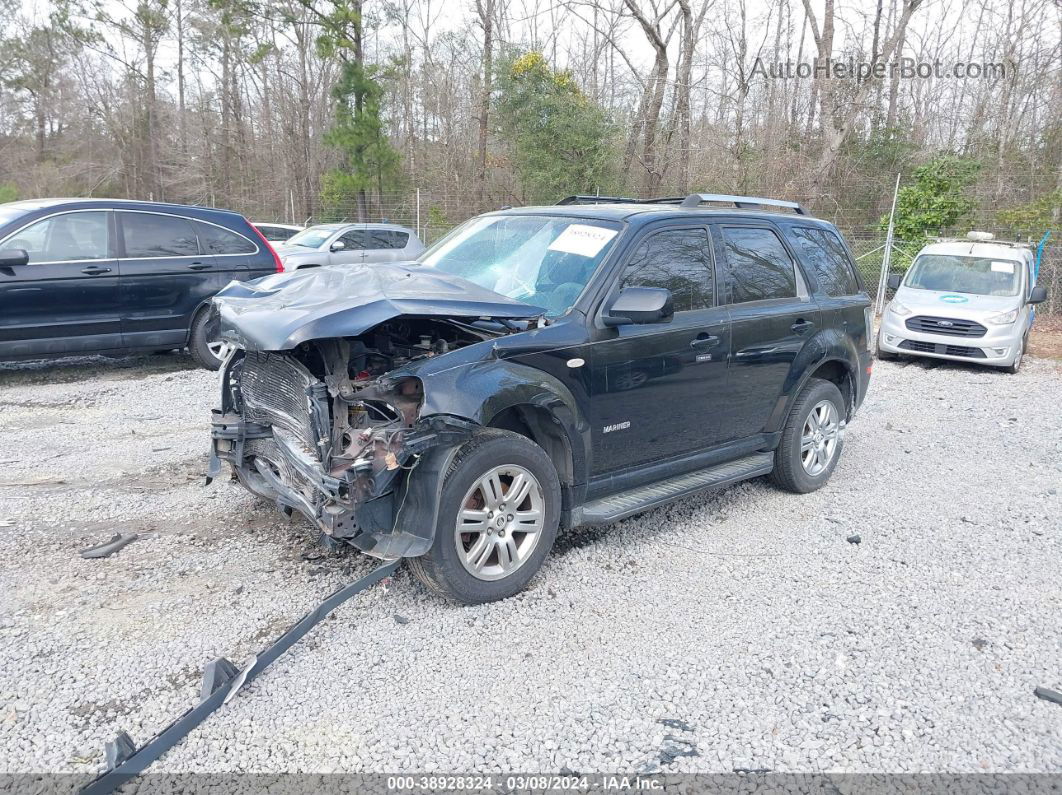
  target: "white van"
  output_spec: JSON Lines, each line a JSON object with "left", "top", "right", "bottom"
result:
{"left": 877, "top": 232, "right": 1048, "bottom": 373}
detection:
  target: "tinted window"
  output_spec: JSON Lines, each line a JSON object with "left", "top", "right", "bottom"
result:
{"left": 260, "top": 226, "right": 298, "bottom": 241}
{"left": 121, "top": 212, "right": 199, "bottom": 257}
{"left": 340, "top": 229, "right": 409, "bottom": 250}
{"left": 2, "top": 211, "right": 110, "bottom": 263}
{"left": 723, "top": 227, "right": 796, "bottom": 303}
{"left": 620, "top": 228, "right": 714, "bottom": 312}
{"left": 338, "top": 230, "right": 369, "bottom": 250}
{"left": 195, "top": 220, "right": 256, "bottom": 254}
{"left": 790, "top": 226, "right": 858, "bottom": 296}
{"left": 367, "top": 230, "right": 408, "bottom": 249}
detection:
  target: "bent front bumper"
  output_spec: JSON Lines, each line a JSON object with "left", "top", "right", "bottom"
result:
{"left": 878, "top": 311, "right": 1021, "bottom": 366}
{"left": 209, "top": 351, "right": 475, "bottom": 559}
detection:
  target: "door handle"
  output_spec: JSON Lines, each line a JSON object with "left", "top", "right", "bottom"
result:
{"left": 791, "top": 319, "right": 815, "bottom": 334}
{"left": 690, "top": 334, "right": 721, "bottom": 349}
{"left": 80, "top": 266, "right": 112, "bottom": 275}
{"left": 187, "top": 262, "right": 212, "bottom": 271}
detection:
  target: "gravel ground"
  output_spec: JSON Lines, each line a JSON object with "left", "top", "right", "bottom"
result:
{"left": 0, "top": 351, "right": 1060, "bottom": 776}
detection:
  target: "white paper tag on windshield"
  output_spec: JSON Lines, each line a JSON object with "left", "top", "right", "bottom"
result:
{"left": 548, "top": 224, "right": 617, "bottom": 258}
{"left": 991, "top": 261, "right": 1015, "bottom": 273}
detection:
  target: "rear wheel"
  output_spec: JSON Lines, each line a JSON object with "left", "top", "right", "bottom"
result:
{"left": 408, "top": 430, "right": 560, "bottom": 604}
{"left": 769, "top": 378, "right": 846, "bottom": 494}
{"left": 188, "top": 309, "right": 234, "bottom": 370}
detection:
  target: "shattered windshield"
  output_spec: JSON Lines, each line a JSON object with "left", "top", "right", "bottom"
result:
{"left": 419, "top": 215, "right": 622, "bottom": 316}
{"left": 284, "top": 225, "right": 338, "bottom": 249}
{"left": 905, "top": 254, "right": 1022, "bottom": 297}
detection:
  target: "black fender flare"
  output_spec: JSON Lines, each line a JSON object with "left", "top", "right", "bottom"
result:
{"left": 766, "top": 329, "right": 860, "bottom": 432}
{"left": 416, "top": 357, "right": 588, "bottom": 486}
{"left": 351, "top": 358, "right": 589, "bottom": 560}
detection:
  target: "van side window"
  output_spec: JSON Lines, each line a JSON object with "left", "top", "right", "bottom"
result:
{"left": 722, "top": 226, "right": 796, "bottom": 303}
{"left": 121, "top": 212, "right": 199, "bottom": 258}
{"left": 789, "top": 226, "right": 859, "bottom": 296}
{"left": 620, "top": 228, "right": 714, "bottom": 312}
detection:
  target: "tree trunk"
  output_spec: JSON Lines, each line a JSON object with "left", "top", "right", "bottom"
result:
{"left": 475, "top": 0, "right": 494, "bottom": 211}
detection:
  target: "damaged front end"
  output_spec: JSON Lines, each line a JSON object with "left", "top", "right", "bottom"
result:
{"left": 207, "top": 264, "right": 544, "bottom": 559}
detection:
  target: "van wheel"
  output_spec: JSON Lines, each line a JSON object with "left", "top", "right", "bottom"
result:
{"left": 770, "top": 378, "right": 846, "bottom": 494}
{"left": 1003, "top": 336, "right": 1025, "bottom": 374}
{"left": 407, "top": 430, "right": 560, "bottom": 604}
{"left": 188, "top": 309, "right": 233, "bottom": 370}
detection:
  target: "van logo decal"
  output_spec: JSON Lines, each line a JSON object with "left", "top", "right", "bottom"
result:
{"left": 602, "top": 421, "right": 631, "bottom": 434}
{"left": 937, "top": 320, "right": 954, "bottom": 326}
{"left": 939, "top": 294, "right": 969, "bottom": 304}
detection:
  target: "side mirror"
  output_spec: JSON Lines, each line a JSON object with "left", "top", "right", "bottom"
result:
{"left": 329, "top": 240, "right": 346, "bottom": 252}
{"left": 887, "top": 274, "right": 902, "bottom": 290}
{"left": 1028, "top": 285, "right": 1047, "bottom": 305}
{"left": 0, "top": 249, "right": 29, "bottom": 267}
{"left": 602, "top": 286, "right": 673, "bottom": 327}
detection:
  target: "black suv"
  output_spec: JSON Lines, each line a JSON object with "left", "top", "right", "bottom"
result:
{"left": 0, "top": 199, "right": 281, "bottom": 369}
{"left": 208, "top": 193, "right": 873, "bottom": 603}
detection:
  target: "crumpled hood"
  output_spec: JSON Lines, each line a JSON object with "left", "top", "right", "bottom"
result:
{"left": 213, "top": 262, "right": 545, "bottom": 351}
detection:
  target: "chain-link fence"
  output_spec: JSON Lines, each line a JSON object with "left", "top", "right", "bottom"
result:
{"left": 242, "top": 189, "right": 1060, "bottom": 317}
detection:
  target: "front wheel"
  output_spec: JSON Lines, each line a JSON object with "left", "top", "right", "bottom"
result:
{"left": 407, "top": 430, "right": 560, "bottom": 604}
{"left": 1003, "top": 335, "right": 1026, "bottom": 374}
{"left": 769, "top": 378, "right": 846, "bottom": 494}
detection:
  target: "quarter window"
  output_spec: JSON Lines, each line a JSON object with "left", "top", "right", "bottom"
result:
{"left": 195, "top": 221, "right": 256, "bottom": 255}
{"left": 722, "top": 227, "right": 796, "bottom": 303}
{"left": 121, "top": 213, "right": 199, "bottom": 258}
{"left": 2, "top": 211, "right": 110, "bottom": 263}
{"left": 789, "top": 226, "right": 858, "bottom": 296}
{"left": 619, "top": 228, "right": 714, "bottom": 313}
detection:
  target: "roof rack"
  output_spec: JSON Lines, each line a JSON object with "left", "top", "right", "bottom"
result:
{"left": 679, "top": 193, "right": 806, "bottom": 214}
{"left": 556, "top": 195, "right": 639, "bottom": 205}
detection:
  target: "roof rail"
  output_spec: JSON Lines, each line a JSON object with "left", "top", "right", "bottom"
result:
{"left": 679, "top": 193, "right": 806, "bottom": 215}
{"left": 556, "top": 195, "right": 639, "bottom": 205}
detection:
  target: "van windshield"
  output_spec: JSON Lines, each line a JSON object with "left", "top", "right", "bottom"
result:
{"left": 419, "top": 215, "right": 621, "bottom": 317}
{"left": 905, "top": 254, "right": 1021, "bottom": 297}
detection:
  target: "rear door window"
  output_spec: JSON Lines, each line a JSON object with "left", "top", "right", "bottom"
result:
{"left": 338, "top": 230, "right": 369, "bottom": 250}
{"left": 374, "top": 230, "right": 409, "bottom": 249}
{"left": 120, "top": 212, "right": 199, "bottom": 258}
{"left": 789, "top": 226, "right": 858, "bottom": 296}
{"left": 195, "top": 221, "right": 256, "bottom": 255}
{"left": 619, "top": 227, "right": 715, "bottom": 313}
{"left": 722, "top": 226, "right": 796, "bottom": 303}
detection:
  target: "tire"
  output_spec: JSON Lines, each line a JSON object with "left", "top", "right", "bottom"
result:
{"left": 1003, "top": 335, "right": 1026, "bottom": 374}
{"left": 407, "top": 429, "right": 560, "bottom": 604}
{"left": 875, "top": 331, "right": 897, "bottom": 360}
{"left": 188, "top": 309, "right": 231, "bottom": 371}
{"left": 769, "top": 378, "right": 846, "bottom": 494}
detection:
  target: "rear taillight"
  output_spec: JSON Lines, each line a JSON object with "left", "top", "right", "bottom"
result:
{"left": 246, "top": 218, "right": 284, "bottom": 272}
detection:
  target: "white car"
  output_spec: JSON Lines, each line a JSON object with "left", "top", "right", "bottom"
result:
{"left": 276, "top": 223, "right": 425, "bottom": 271}
{"left": 252, "top": 222, "right": 304, "bottom": 243}
{"left": 877, "top": 232, "right": 1048, "bottom": 373}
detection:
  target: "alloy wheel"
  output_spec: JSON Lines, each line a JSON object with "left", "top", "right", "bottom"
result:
{"left": 800, "top": 399, "right": 840, "bottom": 476}
{"left": 455, "top": 464, "right": 544, "bottom": 581}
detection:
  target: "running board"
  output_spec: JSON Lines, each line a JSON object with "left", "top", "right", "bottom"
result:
{"left": 576, "top": 452, "right": 774, "bottom": 525}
